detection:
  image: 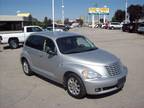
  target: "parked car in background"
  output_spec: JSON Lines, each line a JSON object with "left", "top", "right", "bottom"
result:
{"left": 45, "top": 27, "right": 63, "bottom": 32}
{"left": 70, "top": 23, "right": 80, "bottom": 28}
{"left": 21, "top": 31, "right": 127, "bottom": 99}
{"left": 122, "top": 23, "right": 140, "bottom": 33}
{"left": 57, "top": 24, "right": 70, "bottom": 31}
{"left": 122, "top": 23, "right": 130, "bottom": 32}
{"left": 137, "top": 23, "right": 144, "bottom": 34}
{"left": 101, "top": 23, "right": 109, "bottom": 29}
{"left": 0, "top": 26, "right": 43, "bottom": 49}
{"left": 47, "top": 24, "right": 70, "bottom": 31}
{"left": 95, "top": 24, "right": 102, "bottom": 28}
{"left": 108, "top": 22, "right": 122, "bottom": 30}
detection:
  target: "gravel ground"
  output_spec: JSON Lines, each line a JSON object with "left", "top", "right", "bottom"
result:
{"left": 0, "top": 27, "right": 144, "bottom": 108}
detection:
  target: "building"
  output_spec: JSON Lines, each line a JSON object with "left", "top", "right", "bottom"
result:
{"left": 0, "top": 13, "right": 32, "bottom": 31}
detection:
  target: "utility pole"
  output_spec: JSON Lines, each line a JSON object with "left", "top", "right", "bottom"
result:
{"left": 62, "top": 0, "right": 64, "bottom": 25}
{"left": 52, "top": 0, "right": 55, "bottom": 31}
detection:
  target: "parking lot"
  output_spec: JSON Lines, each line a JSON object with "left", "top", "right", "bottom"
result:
{"left": 0, "top": 27, "right": 144, "bottom": 108}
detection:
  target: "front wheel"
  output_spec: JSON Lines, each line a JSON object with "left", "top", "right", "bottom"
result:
{"left": 66, "top": 73, "right": 86, "bottom": 99}
{"left": 9, "top": 39, "right": 19, "bottom": 49}
{"left": 111, "top": 27, "right": 114, "bottom": 30}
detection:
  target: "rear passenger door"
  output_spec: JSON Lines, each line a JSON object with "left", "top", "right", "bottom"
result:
{"left": 25, "top": 35, "right": 46, "bottom": 70}
{"left": 25, "top": 35, "right": 60, "bottom": 80}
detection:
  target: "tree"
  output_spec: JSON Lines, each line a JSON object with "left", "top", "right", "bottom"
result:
{"left": 47, "top": 19, "right": 52, "bottom": 25}
{"left": 28, "top": 15, "right": 33, "bottom": 25}
{"left": 76, "top": 19, "right": 84, "bottom": 26}
{"left": 56, "top": 20, "right": 62, "bottom": 24}
{"left": 64, "top": 18, "right": 70, "bottom": 25}
{"left": 43, "top": 17, "right": 49, "bottom": 28}
{"left": 32, "top": 18, "right": 43, "bottom": 27}
{"left": 127, "top": 5, "right": 143, "bottom": 23}
{"left": 115, "top": 10, "right": 125, "bottom": 22}
{"left": 112, "top": 9, "right": 125, "bottom": 22}
{"left": 111, "top": 16, "right": 117, "bottom": 22}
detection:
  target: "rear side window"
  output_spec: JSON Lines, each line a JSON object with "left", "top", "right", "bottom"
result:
{"left": 139, "top": 23, "right": 144, "bottom": 27}
{"left": 27, "top": 27, "right": 43, "bottom": 32}
{"left": 25, "top": 35, "right": 45, "bottom": 51}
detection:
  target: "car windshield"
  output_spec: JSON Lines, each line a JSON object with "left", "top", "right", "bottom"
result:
{"left": 111, "top": 23, "right": 120, "bottom": 25}
{"left": 56, "top": 36, "right": 98, "bottom": 54}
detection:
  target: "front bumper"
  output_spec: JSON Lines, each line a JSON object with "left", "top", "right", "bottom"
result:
{"left": 84, "top": 67, "right": 127, "bottom": 95}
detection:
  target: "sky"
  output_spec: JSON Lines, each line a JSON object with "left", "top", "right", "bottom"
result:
{"left": 0, "top": 0, "right": 144, "bottom": 21}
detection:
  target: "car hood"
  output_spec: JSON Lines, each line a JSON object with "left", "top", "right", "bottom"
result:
{"left": 63, "top": 49, "right": 119, "bottom": 66}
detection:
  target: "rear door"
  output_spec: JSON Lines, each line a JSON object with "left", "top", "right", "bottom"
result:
{"left": 25, "top": 35, "right": 60, "bottom": 80}
{"left": 25, "top": 35, "right": 46, "bottom": 69}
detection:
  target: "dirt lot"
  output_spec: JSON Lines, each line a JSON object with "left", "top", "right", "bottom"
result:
{"left": 0, "top": 28, "right": 144, "bottom": 108}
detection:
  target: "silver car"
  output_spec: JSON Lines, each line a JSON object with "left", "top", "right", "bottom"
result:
{"left": 21, "top": 32, "right": 127, "bottom": 98}
{"left": 137, "top": 23, "right": 144, "bottom": 34}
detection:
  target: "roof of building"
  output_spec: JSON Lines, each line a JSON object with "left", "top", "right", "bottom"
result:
{"left": 0, "top": 15, "right": 30, "bottom": 21}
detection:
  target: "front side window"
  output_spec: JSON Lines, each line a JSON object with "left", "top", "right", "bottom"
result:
{"left": 27, "top": 27, "right": 33, "bottom": 32}
{"left": 25, "top": 35, "right": 45, "bottom": 51}
{"left": 43, "top": 38, "right": 56, "bottom": 53}
{"left": 56, "top": 36, "right": 98, "bottom": 54}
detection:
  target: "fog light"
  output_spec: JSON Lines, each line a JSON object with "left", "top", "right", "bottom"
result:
{"left": 95, "top": 88, "right": 101, "bottom": 92}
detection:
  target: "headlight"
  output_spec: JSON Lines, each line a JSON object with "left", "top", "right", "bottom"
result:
{"left": 82, "top": 68, "right": 102, "bottom": 79}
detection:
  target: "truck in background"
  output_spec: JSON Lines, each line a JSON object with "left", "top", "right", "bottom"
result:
{"left": 0, "top": 26, "right": 43, "bottom": 49}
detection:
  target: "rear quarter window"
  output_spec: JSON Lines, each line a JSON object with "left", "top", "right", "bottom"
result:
{"left": 25, "top": 35, "right": 45, "bottom": 51}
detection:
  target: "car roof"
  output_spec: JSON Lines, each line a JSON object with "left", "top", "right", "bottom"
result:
{"left": 31, "top": 31, "right": 81, "bottom": 40}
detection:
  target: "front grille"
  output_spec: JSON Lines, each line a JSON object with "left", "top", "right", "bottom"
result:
{"left": 105, "top": 62, "right": 121, "bottom": 76}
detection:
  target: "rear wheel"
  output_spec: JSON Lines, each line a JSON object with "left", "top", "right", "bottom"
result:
{"left": 22, "top": 59, "right": 33, "bottom": 76}
{"left": 9, "top": 39, "right": 19, "bottom": 49}
{"left": 111, "top": 27, "right": 114, "bottom": 30}
{"left": 65, "top": 73, "right": 86, "bottom": 99}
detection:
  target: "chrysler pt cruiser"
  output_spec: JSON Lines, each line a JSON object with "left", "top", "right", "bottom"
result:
{"left": 21, "top": 32, "right": 127, "bottom": 99}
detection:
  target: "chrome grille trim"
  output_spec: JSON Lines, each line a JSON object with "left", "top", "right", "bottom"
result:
{"left": 105, "top": 62, "right": 121, "bottom": 76}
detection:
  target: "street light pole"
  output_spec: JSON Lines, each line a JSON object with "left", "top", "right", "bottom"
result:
{"left": 125, "top": 0, "right": 128, "bottom": 23}
{"left": 103, "top": 5, "right": 107, "bottom": 24}
{"left": 52, "top": 0, "right": 55, "bottom": 31}
{"left": 62, "top": 0, "right": 64, "bottom": 25}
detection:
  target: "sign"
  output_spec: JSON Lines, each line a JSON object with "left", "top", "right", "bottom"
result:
{"left": 17, "top": 13, "right": 31, "bottom": 17}
{"left": 88, "top": 8, "right": 109, "bottom": 15}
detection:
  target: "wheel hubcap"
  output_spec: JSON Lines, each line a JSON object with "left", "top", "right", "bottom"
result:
{"left": 10, "top": 41, "right": 17, "bottom": 48}
{"left": 68, "top": 77, "right": 80, "bottom": 95}
{"left": 23, "top": 61, "right": 29, "bottom": 74}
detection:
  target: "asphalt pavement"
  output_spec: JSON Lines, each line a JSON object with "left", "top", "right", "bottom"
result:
{"left": 0, "top": 27, "right": 144, "bottom": 108}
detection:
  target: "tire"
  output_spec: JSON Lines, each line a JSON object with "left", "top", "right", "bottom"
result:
{"left": 122, "top": 28, "right": 125, "bottom": 32}
{"left": 22, "top": 59, "right": 33, "bottom": 76}
{"left": 65, "top": 73, "right": 86, "bottom": 99}
{"left": 9, "top": 39, "right": 19, "bottom": 49}
{"left": 111, "top": 27, "right": 114, "bottom": 30}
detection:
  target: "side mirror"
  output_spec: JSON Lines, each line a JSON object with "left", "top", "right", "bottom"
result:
{"left": 47, "top": 50, "right": 57, "bottom": 56}
{"left": 45, "top": 46, "right": 57, "bottom": 56}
